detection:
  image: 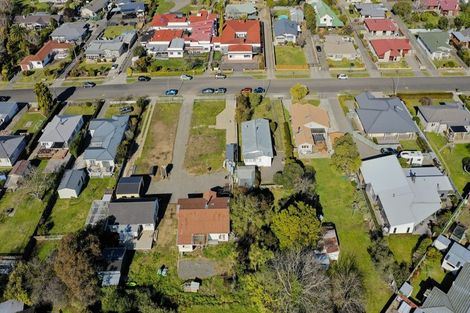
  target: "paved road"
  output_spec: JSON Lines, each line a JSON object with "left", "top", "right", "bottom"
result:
{"left": 3, "top": 76, "right": 470, "bottom": 102}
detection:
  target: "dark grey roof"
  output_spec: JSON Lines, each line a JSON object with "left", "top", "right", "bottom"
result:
{"left": 0, "top": 102, "right": 18, "bottom": 116}
{"left": 116, "top": 176, "right": 143, "bottom": 195}
{"left": 14, "top": 13, "right": 61, "bottom": 26}
{"left": 241, "top": 118, "right": 273, "bottom": 159}
{"left": 274, "top": 19, "right": 298, "bottom": 36}
{"left": 0, "top": 136, "right": 25, "bottom": 159}
{"left": 83, "top": 0, "right": 108, "bottom": 13}
{"left": 354, "top": 3, "right": 386, "bottom": 17}
{"left": 225, "top": 143, "right": 238, "bottom": 162}
{"left": 119, "top": 2, "right": 145, "bottom": 14}
{"left": 418, "top": 103, "right": 470, "bottom": 127}
{"left": 169, "top": 38, "right": 185, "bottom": 49}
{"left": 58, "top": 169, "right": 86, "bottom": 191}
{"left": 109, "top": 200, "right": 158, "bottom": 225}
{"left": 50, "top": 22, "right": 88, "bottom": 41}
{"left": 421, "top": 263, "right": 470, "bottom": 313}
{"left": 355, "top": 92, "right": 418, "bottom": 134}
{"left": 452, "top": 28, "right": 470, "bottom": 43}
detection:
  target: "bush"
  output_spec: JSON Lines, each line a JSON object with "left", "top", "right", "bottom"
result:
{"left": 283, "top": 122, "right": 293, "bottom": 158}
{"left": 416, "top": 136, "right": 430, "bottom": 152}
{"left": 419, "top": 97, "right": 432, "bottom": 106}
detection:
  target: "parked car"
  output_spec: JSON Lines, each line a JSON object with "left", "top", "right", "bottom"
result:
{"left": 215, "top": 87, "right": 227, "bottom": 94}
{"left": 165, "top": 89, "right": 178, "bottom": 96}
{"left": 241, "top": 87, "right": 252, "bottom": 95}
{"left": 215, "top": 73, "right": 227, "bottom": 79}
{"left": 120, "top": 106, "right": 133, "bottom": 114}
{"left": 202, "top": 88, "right": 215, "bottom": 94}
{"left": 253, "top": 87, "right": 265, "bottom": 94}
{"left": 380, "top": 147, "right": 397, "bottom": 155}
{"left": 337, "top": 73, "right": 349, "bottom": 80}
{"left": 111, "top": 63, "right": 118, "bottom": 70}
{"left": 138, "top": 76, "right": 151, "bottom": 82}
{"left": 180, "top": 74, "right": 193, "bottom": 80}
{"left": 316, "top": 46, "right": 322, "bottom": 52}
{"left": 0, "top": 96, "right": 10, "bottom": 101}
{"left": 83, "top": 81, "right": 96, "bottom": 88}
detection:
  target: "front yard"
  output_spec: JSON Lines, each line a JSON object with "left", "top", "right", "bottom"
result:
{"left": 103, "top": 103, "right": 141, "bottom": 118}
{"left": 130, "top": 55, "right": 208, "bottom": 77}
{"left": 11, "top": 111, "right": 47, "bottom": 134}
{"left": 433, "top": 57, "right": 460, "bottom": 69}
{"left": 377, "top": 60, "right": 409, "bottom": 69}
{"left": 327, "top": 58, "right": 365, "bottom": 69}
{"left": 69, "top": 60, "right": 112, "bottom": 78}
{"left": 62, "top": 102, "right": 98, "bottom": 116}
{"left": 274, "top": 46, "right": 307, "bottom": 66}
{"left": 15, "top": 57, "right": 71, "bottom": 88}
{"left": 253, "top": 98, "right": 289, "bottom": 151}
{"left": 103, "top": 25, "right": 135, "bottom": 39}
{"left": 397, "top": 92, "right": 454, "bottom": 116}
{"left": 184, "top": 100, "right": 226, "bottom": 175}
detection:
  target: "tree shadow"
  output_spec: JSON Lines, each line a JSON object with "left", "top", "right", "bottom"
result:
{"left": 56, "top": 87, "right": 76, "bottom": 103}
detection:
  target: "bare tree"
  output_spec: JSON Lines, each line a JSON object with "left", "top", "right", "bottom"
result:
{"left": 22, "top": 167, "right": 49, "bottom": 199}
{"left": 331, "top": 256, "right": 366, "bottom": 313}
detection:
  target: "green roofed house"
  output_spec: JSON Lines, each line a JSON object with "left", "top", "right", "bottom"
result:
{"left": 308, "top": 0, "right": 343, "bottom": 28}
{"left": 417, "top": 31, "right": 451, "bottom": 60}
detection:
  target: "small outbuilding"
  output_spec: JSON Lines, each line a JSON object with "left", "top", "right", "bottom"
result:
{"left": 115, "top": 176, "right": 144, "bottom": 199}
{"left": 98, "top": 247, "right": 127, "bottom": 286}
{"left": 57, "top": 169, "right": 88, "bottom": 199}
{"left": 235, "top": 165, "right": 257, "bottom": 188}
{"left": 433, "top": 234, "right": 451, "bottom": 251}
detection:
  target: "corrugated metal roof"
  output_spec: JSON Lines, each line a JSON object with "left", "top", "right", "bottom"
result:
{"left": 241, "top": 118, "right": 273, "bottom": 160}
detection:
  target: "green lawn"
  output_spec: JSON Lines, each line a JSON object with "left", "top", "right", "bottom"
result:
{"left": 387, "top": 234, "right": 420, "bottom": 265}
{"left": 310, "top": 159, "right": 391, "bottom": 313}
{"left": 327, "top": 58, "right": 365, "bottom": 69}
{"left": 273, "top": 9, "right": 290, "bottom": 18}
{"left": 377, "top": 60, "right": 409, "bottom": 69}
{"left": 16, "top": 57, "right": 71, "bottom": 86}
{"left": 433, "top": 57, "right": 460, "bottom": 69}
{"left": 103, "top": 25, "right": 135, "bottom": 39}
{"left": 274, "top": 70, "right": 310, "bottom": 78}
{"left": 409, "top": 253, "right": 446, "bottom": 302}
{"left": 253, "top": 98, "right": 287, "bottom": 151}
{"left": 33, "top": 240, "right": 59, "bottom": 261}
{"left": 11, "top": 112, "right": 47, "bottom": 134}
{"left": 78, "top": 62, "right": 113, "bottom": 74}
{"left": 338, "top": 94, "right": 355, "bottom": 114}
{"left": 275, "top": 46, "right": 307, "bottom": 66}
{"left": 184, "top": 100, "right": 226, "bottom": 175}
{"left": 426, "top": 132, "right": 470, "bottom": 193}
{"left": 399, "top": 139, "right": 421, "bottom": 151}
{"left": 48, "top": 178, "right": 115, "bottom": 235}
{"left": 104, "top": 103, "right": 139, "bottom": 118}
{"left": 155, "top": 0, "right": 175, "bottom": 13}
{"left": 62, "top": 103, "right": 98, "bottom": 116}
{"left": 182, "top": 305, "right": 258, "bottom": 313}
{"left": 397, "top": 92, "right": 454, "bottom": 116}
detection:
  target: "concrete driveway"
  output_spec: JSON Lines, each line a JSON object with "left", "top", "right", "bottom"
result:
{"left": 178, "top": 258, "right": 217, "bottom": 280}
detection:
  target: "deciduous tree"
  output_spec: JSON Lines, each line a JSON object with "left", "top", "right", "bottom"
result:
{"left": 290, "top": 83, "right": 309, "bottom": 101}
{"left": 331, "top": 134, "right": 361, "bottom": 175}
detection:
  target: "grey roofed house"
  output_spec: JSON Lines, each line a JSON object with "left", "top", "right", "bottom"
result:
{"left": 274, "top": 19, "right": 298, "bottom": 37}
{"left": 419, "top": 263, "right": 470, "bottom": 313}
{"left": 85, "top": 39, "right": 125, "bottom": 56}
{"left": 83, "top": 0, "right": 108, "bottom": 14}
{"left": 235, "top": 165, "right": 256, "bottom": 188}
{"left": 118, "top": 1, "right": 145, "bottom": 15}
{"left": 169, "top": 37, "right": 185, "bottom": 49}
{"left": 58, "top": 169, "right": 87, "bottom": 197}
{"left": 50, "top": 22, "right": 88, "bottom": 42}
{"left": 355, "top": 92, "right": 418, "bottom": 134}
{"left": 225, "top": 3, "right": 257, "bottom": 19}
{"left": 0, "top": 102, "right": 19, "bottom": 127}
{"left": 452, "top": 28, "right": 470, "bottom": 44}
{"left": 115, "top": 176, "right": 144, "bottom": 196}
{"left": 417, "top": 31, "right": 451, "bottom": 53}
{"left": 84, "top": 115, "right": 129, "bottom": 162}
{"left": 241, "top": 118, "right": 274, "bottom": 160}
{"left": 0, "top": 300, "right": 24, "bottom": 313}
{"left": 417, "top": 103, "right": 470, "bottom": 126}
{"left": 360, "top": 155, "right": 453, "bottom": 232}
{"left": 0, "top": 136, "right": 26, "bottom": 162}
{"left": 109, "top": 200, "right": 159, "bottom": 226}
{"left": 39, "top": 115, "right": 84, "bottom": 148}
{"left": 98, "top": 247, "right": 127, "bottom": 286}
{"left": 354, "top": 3, "right": 386, "bottom": 18}
{"left": 443, "top": 242, "right": 470, "bottom": 271}
{"left": 14, "top": 12, "right": 61, "bottom": 27}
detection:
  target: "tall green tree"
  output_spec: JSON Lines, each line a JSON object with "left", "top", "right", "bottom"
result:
{"left": 304, "top": 3, "right": 316, "bottom": 32}
{"left": 438, "top": 16, "right": 449, "bottom": 30}
{"left": 34, "top": 82, "right": 54, "bottom": 115}
{"left": 4, "top": 262, "right": 32, "bottom": 305}
{"left": 331, "top": 134, "right": 361, "bottom": 175}
{"left": 392, "top": 1, "right": 412, "bottom": 21}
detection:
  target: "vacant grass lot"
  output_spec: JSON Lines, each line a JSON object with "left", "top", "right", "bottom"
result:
{"left": 48, "top": 177, "right": 115, "bottom": 235}
{"left": 311, "top": 159, "right": 391, "bottom": 313}
{"left": 327, "top": 58, "right": 365, "bottom": 69}
{"left": 275, "top": 46, "right": 307, "bottom": 66}
{"left": 103, "top": 25, "right": 134, "bottom": 39}
{"left": 387, "top": 234, "right": 420, "bottom": 265}
{"left": 184, "top": 100, "right": 226, "bottom": 175}
{"left": 135, "top": 102, "right": 181, "bottom": 174}
{"left": 11, "top": 112, "right": 47, "bottom": 134}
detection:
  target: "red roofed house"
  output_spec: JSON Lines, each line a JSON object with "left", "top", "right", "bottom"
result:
{"left": 369, "top": 38, "right": 411, "bottom": 62}
{"left": 364, "top": 18, "right": 399, "bottom": 37}
{"left": 423, "top": 0, "right": 459, "bottom": 16}
{"left": 150, "top": 13, "right": 189, "bottom": 30}
{"left": 212, "top": 20, "right": 261, "bottom": 61}
{"left": 177, "top": 191, "right": 230, "bottom": 253}
{"left": 20, "top": 40, "right": 72, "bottom": 71}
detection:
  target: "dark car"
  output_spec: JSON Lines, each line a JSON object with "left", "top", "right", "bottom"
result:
{"left": 138, "top": 76, "right": 151, "bottom": 82}
{"left": 316, "top": 46, "right": 322, "bottom": 52}
{"left": 83, "top": 81, "right": 96, "bottom": 88}
{"left": 215, "top": 73, "right": 227, "bottom": 79}
{"left": 165, "top": 89, "right": 178, "bottom": 96}
{"left": 380, "top": 147, "right": 398, "bottom": 155}
{"left": 202, "top": 88, "right": 215, "bottom": 94}
{"left": 241, "top": 87, "right": 252, "bottom": 95}
{"left": 0, "top": 96, "right": 10, "bottom": 102}
{"left": 120, "top": 106, "right": 133, "bottom": 114}
{"left": 253, "top": 87, "right": 265, "bottom": 94}
{"left": 215, "top": 87, "right": 227, "bottom": 94}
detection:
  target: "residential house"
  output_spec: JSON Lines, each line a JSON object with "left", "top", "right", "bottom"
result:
{"left": 442, "top": 242, "right": 470, "bottom": 272}
{"left": 433, "top": 234, "right": 452, "bottom": 251}
{"left": 423, "top": 0, "right": 460, "bottom": 16}
{"left": 290, "top": 7, "right": 304, "bottom": 23}
{"left": 0, "top": 300, "right": 24, "bottom": 313}
{"left": 98, "top": 247, "right": 127, "bottom": 286}
{"left": 57, "top": 169, "right": 88, "bottom": 199}
{"left": 224, "top": 3, "right": 257, "bottom": 20}
{"left": 14, "top": 13, "right": 61, "bottom": 29}
{"left": 292, "top": 103, "right": 331, "bottom": 156}
{"left": 114, "top": 0, "right": 145, "bottom": 18}
{"left": 167, "top": 38, "right": 185, "bottom": 58}
{"left": 324, "top": 35, "right": 359, "bottom": 60}
{"left": 50, "top": 22, "right": 89, "bottom": 43}
{"left": 81, "top": 0, "right": 108, "bottom": 19}
{"left": 364, "top": 18, "right": 399, "bottom": 36}
{"left": 308, "top": 0, "right": 344, "bottom": 28}
{"left": 321, "top": 224, "right": 340, "bottom": 261}
{"left": 146, "top": 29, "right": 183, "bottom": 57}
{"left": 177, "top": 191, "right": 230, "bottom": 252}
{"left": 115, "top": 176, "right": 144, "bottom": 199}
{"left": 149, "top": 13, "right": 189, "bottom": 30}
{"left": 360, "top": 155, "right": 454, "bottom": 234}
{"left": 212, "top": 20, "right": 262, "bottom": 60}
{"left": 5, "top": 160, "right": 32, "bottom": 191}
{"left": 369, "top": 38, "right": 411, "bottom": 61}
{"left": 273, "top": 19, "right": 299, "bottom": 45}
{"left": 241, "top": 118, "right": 273, "bottom": 167}
{"left": 417, "top": 103, "right": 470, "bottom": 142}
{"left": 108, "top": 199, "right": 159, "bottom": 250}
{"left": 20, "top": 40, "right": 73, "bottom": 71}
{"left": 0, "top": 102, "right": 19, "bottom": 129}
{"left": 84, "top": 115, "right": 129, "bottom": 177}
{"left": 38, "top": 115, "right": 84, "bottom": 149}
{"left": 417, "top": 31, "right": 451, "bottom": 60}
{"left": 354, "top": 3, "right": 387, "bottom": 19}
{"left": 234, "top": 165, "right": 256, "bottom": 188}
{"left": 419, "top": 263, "right": 470, "bottom": 312}
{"left": 451, "top": 28, "right": 470, "bottom": 49}
{"left": 85, "top": 31, "right": 136, "bottom": 61}
{"left": 0, "top": 136, "right": 27, "bottom": 167}
{"left": 354, "top": 92, "right": 418, "bottom": 141}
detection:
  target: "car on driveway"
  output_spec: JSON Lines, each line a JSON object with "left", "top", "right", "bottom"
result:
{"left": 380, "top": 147, "right": 398, "bottom": 155}
{"left": 215, "top": 73, "right": 226, "bottom": 79}
{"left": 83, "top": 81, "right": 96, "bottom": 88}
{"left": 165, "top": 89, "right": 178, "bottom": 96}
{"left": 241, "top": 87, "right": 252, "bottom": 95}
{"left": 316, "top": 46, "right": 322, "bottom": 52}
{"left": 120, "top": 106, "right": 133, "bottom": 114}
{"left": 202, "top": 88, "right": 215, "bottom": 94}
{"left": 138, "top": 76, "right": 151, "bottom": 82}
{"left": 253, "top": 87, "right": 265, "bottom": 94}
{"left": 180, "top": 74, "right": 193, "bottom": 80}
{"left": 0, "top": 96, "right": 10, "bottom": 101}
{"left": 337, "top": 73, "right": 349, "bottom": 80}
{"left": 215, "top": 87, "right": 227, "bottom": 94}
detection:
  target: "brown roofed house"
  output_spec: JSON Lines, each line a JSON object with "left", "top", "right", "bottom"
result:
{"left": 321, "top": 224, "right": 340, "bottom": 261}
{"left": 291, "top": 103, "right": 331, "bottom": 157}
{"left": 177, "top": 191, "right": 230, "bottom": 253}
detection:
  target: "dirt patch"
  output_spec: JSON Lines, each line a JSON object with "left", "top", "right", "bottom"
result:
{"left": 178, "top": 258, "right": 217, "bottom": 280}
{"left": 184, "top": 131, "right": 225, "bottom": 174}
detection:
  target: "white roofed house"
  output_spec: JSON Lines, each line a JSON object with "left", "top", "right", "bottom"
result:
{"left": 241, "top": 118, "right": 274, "bottom": 167}
{"left": 360, "top": 155, "right": 454, "bottom": 234}
{"left": 83, "top": 115, "right": 129, "bottom": 177}
{"left": 39, "top": 115, "right": 84, "bottom": 149}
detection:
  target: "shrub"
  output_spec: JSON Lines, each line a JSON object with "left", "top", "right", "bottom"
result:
{"left": 416, "top": 136, "right": 430, "bottom": 152}
{"left": 283, "top": 121, "right": 293, "bottom": 158}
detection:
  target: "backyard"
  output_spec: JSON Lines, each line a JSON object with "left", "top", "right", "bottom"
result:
{"left": 134, "top": 102, "right": 181, "bottom": 174}
{"left": 409, "top": 251, "right": 447, "bottom": 302}
{"left": 184, "top": 100, "right": 226, "bottom": 175}
{"left": 387, "top": 234, "right": 420, "bottom": 265}
{"left": 11, "top": 111, "right": 47, "bottom": 134}
{"left": 47, "top": 177, "right": 116, "bottom": 235}
{"left": 310, "top": 159, "right": 391, "bottom": 313}
{"left": 399, "top": 139, "right": 421, "bottom": 151}
{"left": 274, "top": 46, "right": 307, "bottom": 66}
{"left": 103, "top": 25, "right": 135, "bottom": 39}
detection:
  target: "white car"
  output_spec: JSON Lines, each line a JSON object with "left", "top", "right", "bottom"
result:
{"left": 337, "top": 73, "right": 349, "bottom": 80}
{"left": 180, "top": 74, "right": 193, "bottom": 80}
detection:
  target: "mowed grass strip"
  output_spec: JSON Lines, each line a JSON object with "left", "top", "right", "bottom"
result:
{"left": 184, "top": 100, "right": 226, "bottom": 175}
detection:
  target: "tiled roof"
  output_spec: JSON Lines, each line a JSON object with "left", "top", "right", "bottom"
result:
{"left": 228, "top": 44, "right": 252, "bottom": 52}
{"left": 151, "top": 29, "right": 183, "bottom": 42}
{"left": 364, "top": 18, "right": 397, "bottom": 32}
{"left": 440, "top": 0, "right": 459, "bottom": 11}
{"left": 20, "top": 40, "right": 72, "bottom": 64}
{"left": 291, "top": 103, "right": 329, "bottom": 147}
{"left": 214, "top": 20, "right": 261, "bottom": 45}
{"left": 370, "top": 38, "right": 410, "bottom": 57}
